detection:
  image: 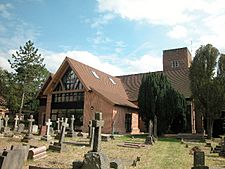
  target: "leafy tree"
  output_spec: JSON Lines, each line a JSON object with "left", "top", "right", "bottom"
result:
{"left": 8, "top": 40, "right": 49, "bottom": 118}
{"left": 190, "top": 44, "right": 225, "bottom": 138}
{"left": 138, "top": 73, "right": 187, "bottom": 136}
{"left": 218, "top": 54, "right": 225, "bottom": 78}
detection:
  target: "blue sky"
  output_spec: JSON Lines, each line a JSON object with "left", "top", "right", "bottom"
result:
{"left": 0, "top": 0, "right": 225, "bottom": 75}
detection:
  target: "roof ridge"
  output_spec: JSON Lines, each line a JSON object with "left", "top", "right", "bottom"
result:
{"left": 117, "top": 68, "right": 189, "bottom": 78}
{"left": 66, "top": 56, "right": 119, "bottom": 79}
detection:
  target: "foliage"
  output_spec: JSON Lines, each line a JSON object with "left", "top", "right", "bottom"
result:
{"left": 138, "top": 73, "right": 187, "bottom": 135}
{"left": 8, "top": 40, "right": 49, "bottom": 115}
{"left": 189, "top": 44, "right": 225, "bottom": 138}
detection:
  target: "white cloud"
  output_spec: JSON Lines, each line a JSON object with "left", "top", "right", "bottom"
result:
{"left": 167, "top": 25, "right": 188, "bottom": 39}
{"left": 97, "top": 0, "right": 225, "bottom": 52}
{"left": 41, "top": 50, "right": 125, "bottom": 76}
{"left": 40, "top": 49, "right": 163, "bottom": 76}
{"left": 0, "top": 54, "right": 12, "bottom": 72}
{"left": 125, "top": 54, "right": 162, "bottom": 74}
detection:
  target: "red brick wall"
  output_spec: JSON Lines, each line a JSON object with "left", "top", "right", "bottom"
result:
{"left": 163, "top": 48, "right": 192, "bottom": 71}
{"left": 83, "top": 91, "right": 114, "bottom": 134}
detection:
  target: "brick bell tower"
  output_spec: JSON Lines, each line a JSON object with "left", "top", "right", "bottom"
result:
{"left": 163, "top": 47, "right": 192, "bottom": 71}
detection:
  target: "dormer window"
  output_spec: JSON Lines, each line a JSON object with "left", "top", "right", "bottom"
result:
{"left": 91, "top": 71, "right": 100, "bottom": 79}
{"left": 109, "top": 77, "right": 116, "bottom": 85}
{"left": 171, "top": 60, "right": 179, "bottom": 68}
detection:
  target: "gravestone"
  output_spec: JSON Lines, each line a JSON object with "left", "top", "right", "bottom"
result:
{"left": 49, "top": 118, "right": 68, "bottom": 152}
{"left": 18, "top": 123, "right": 25, "bottom": 133}
{"left": 0, "top": 146, "right": 25, "bottom": 169}
{"left": 91, "top": 112, "right": 104, "bottom": 152}
{"left": 67, "top": 115, "right": 76, "bottom": 137}
{"left": 32, "top": 125, "right": 39, "bottom": 134}
{"left": 56, "top": 118, "right": 60, "bottom": 133}
{"left": 39, "top": 125, "right": 47, "bottom": 136}
{"left": 145, "top": 120, "right": 154, "bottom": 145}
{"left": 41, "top": 119, "right": 53, "bottom": 141}
{"left": 4, "top": 115, "right": 10, "bottom": 133}
{"left": 28, "top": 146, "right": 47, "bottom": 161}
{"left": 88, "top": 120, "right": 92, "bottom": 139}
{"left": 191, "top": 151, "right": 209, "bottom": 169}
{"left": 22, "top": 115, "right": 35, "bottom": 142}
{"left": 80, "top": 112, "right": 110, "bottom": 169}
{"left": 60, "top": 117, "right": 64, "bottom": 130}
{"left": 14, "top": 115, "right": 19, "bottom": 132}
{"left": 219, "top": 137, "right": 225, "bottom": 157}
{"left": 0, "top": 117, "right": 3, "bottom": 132}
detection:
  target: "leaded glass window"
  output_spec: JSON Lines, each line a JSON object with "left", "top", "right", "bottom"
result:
{"left": 53, "top": 67, "right": 84, "bottom": 92}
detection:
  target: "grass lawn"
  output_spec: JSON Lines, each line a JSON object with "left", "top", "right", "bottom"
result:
{"left": 0, "top": 135, "right": 225, "bottom": 169}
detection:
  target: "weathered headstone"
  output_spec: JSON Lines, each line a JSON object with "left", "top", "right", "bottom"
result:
{"left": 219, "top": 137, "right": 225, "bottom": 157}
{"left": 3, "top": 115, "right": 10, "bottom": 133}
{"left": 91, "top": 112, "right": 104, "bottom": 152}
{"left": 0, "top": 146, "right": 25, "bottom": 169}
{"left": 41, "top": 119, "right": 53, "bottom": 141}
{"left": 14, "top": 115, "right": 19, "bottom": 132}
{"left": 191, "top": 151, "right": 209, "bottom": 169}
{"left": 49, "top": 118, "right": 68, "bottom": 152}
{"left": 79, "top": 112, "right": 110, "bottom": 169}
{"left": 67, "top": 115, "right": 76, "bottom": 137}
{"left": 28, "top": 146, "right": 47, "bottom": 161}
{"left": 18, "top": 123, "right": 25, "bottom": 133}
{"left": 22, "top": 115, "right": 35, "bottom": 142}
{"left": 39, "top": 125, "right": 47, "bottom": 136}
{"left": 32, "top": 125, "right": 39, "bottom": 134}
{"left": 145, "top": 120, "right": 154, "bottom": 145}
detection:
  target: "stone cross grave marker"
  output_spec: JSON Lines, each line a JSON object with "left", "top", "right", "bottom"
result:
{"left": 46, "top": 119, "right": 52, "bottom": 136}
{"left": 28, "top": 115, "right": 35, "bottom": 135}
{"left": 192, "top": 151, "right": 209, "bottom": 169}
{"left": 60, "top": 117, "right": 64, "bottom": 130}
{"left": 56, "top": 118, "right": 60, "bottom": 133}
{"left": 70, "top": 115, "right": 75, "bottom": 132}
{"left": 92, "top": 112, "right": 104, "bottom": 152}
{"left": 67, "top": 115, "right": 76, "bottom": 137}
{"left": 3, "top": 115, "right": 10, "bottom": 133}
{"left": 14, "top": 115, "right": 19, "bottom": 131}
{"left": 59, "top": 118, "right": 68, "bottom": 144}
{"left": 4, "top": 115, "right": 9, "bottom": 128}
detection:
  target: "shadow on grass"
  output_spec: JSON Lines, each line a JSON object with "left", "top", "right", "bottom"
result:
{"left": 119, "top": 134, "right": 179, "bottom": 143}
{"left": 158, "top": 137, "right": 179, "bottom": 143}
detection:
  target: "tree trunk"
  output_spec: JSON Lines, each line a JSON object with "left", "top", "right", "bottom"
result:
{"left": 153, "top": 115, "right": 158, "bottom": 138}
{"left": 207, "top": 118, "right": 214, "bottom": 139}
{"left": 18, "top": 92, "right": 25, "bottom": 123}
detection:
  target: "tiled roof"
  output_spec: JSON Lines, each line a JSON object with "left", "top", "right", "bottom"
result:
{"left": 117, "top": 68, "right": 191, "bottom": 101}
{"left": 43, "top": 57, "right": 138, "bottom": 109}
{"left": 67, "top": 57, "right": 138, "bottom": 109}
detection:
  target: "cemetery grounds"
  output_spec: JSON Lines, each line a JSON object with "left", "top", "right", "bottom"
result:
{"left": 0, "top": 135, "right": 225, "bottom": 169}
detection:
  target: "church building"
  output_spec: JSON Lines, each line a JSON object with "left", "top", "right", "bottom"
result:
{"left": 38, "top": 47, "right": 199, "bottom": 134}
